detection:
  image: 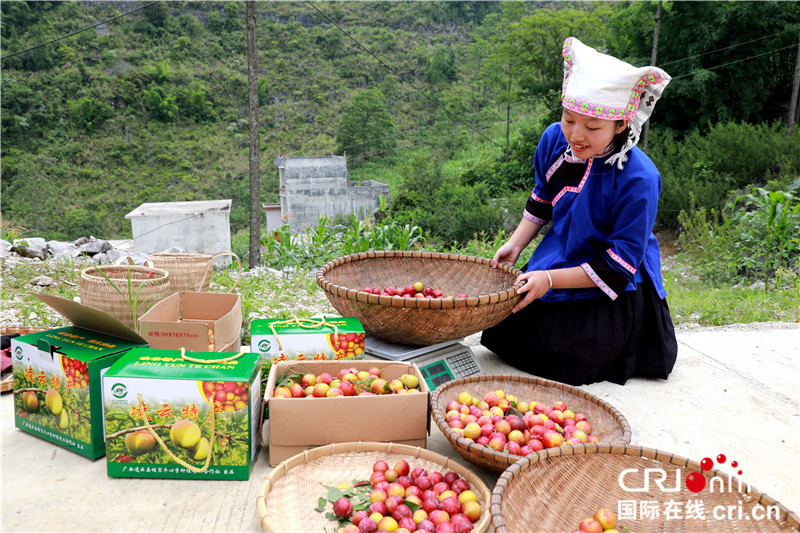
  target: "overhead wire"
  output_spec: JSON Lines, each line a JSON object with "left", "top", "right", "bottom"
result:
{"left": 1, "top": 1, "right": 160, "bottom": 60}
{"left": 658, "top": 27, "right": 797, "bottom": 67}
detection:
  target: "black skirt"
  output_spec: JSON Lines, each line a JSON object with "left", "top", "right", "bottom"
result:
{"left": 480, "top": 272, "right": 678, "bottom": 386}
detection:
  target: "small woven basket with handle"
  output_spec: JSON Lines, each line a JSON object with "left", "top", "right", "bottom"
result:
{"left": 147, "top": 251, "right": 241, "bottom": 294}
{"left": 430, "top": 374, "right": 632, "bottom": 474}
{"left": 491, "top": 443, "right": 800, "bottom": 532}
{"left": 316, "top": 251, "right": 523, "bottom": 345}
{"left": 257, "top": 441, "right": 493, "bottom": 533}
{"left": 79, "top": 258, "right": 170, "bottom": 329}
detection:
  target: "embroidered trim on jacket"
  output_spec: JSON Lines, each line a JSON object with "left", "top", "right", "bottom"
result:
{"left": 606, "top": 248, "right": 637, "bottom": 275}
{"left": 581, "top": 262, "right": 618, "bottom": 300}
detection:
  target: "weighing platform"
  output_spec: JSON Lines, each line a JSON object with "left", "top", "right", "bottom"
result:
{"left": 364, "top": 336, "right": 483, "bottom": 390}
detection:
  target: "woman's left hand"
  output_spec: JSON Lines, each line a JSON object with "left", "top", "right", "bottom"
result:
{"left": 511, "top": 270, "right": 551, "bottom": 313}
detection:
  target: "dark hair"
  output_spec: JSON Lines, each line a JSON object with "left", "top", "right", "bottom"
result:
{"left": 611, "top": 121, "right": 630, "bottom": 153}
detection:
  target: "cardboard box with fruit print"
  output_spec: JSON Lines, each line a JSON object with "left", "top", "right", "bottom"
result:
{"left": 11, "top": 293, "right": 148, "bottom": 459}
{"left": 102, "top": 347, "right": 262, "bottom": 480}
{"left": 250, "top": 316, "right": 365, "bottom": 403}
{"left": 264, "top": 359, "right": 430, "bottom": 466}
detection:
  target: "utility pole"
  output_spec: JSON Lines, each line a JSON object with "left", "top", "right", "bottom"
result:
{"left": 787, "top": 38, "right": 800, "bottom": 139}
{"left": 246, "top": 1, "right": 261, "bottom": 268}
{"left": 641, "top": 0, "right": 663, "bottom": 153}
{"left": 505, "top": 65, "right": 511, "bottom": 162}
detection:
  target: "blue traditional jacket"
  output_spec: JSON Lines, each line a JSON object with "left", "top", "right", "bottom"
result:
{"left": 523, "top": 122, "right": 667, "bottom": 302}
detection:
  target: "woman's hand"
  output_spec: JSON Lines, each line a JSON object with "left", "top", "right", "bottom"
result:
{"left": 511, "top": 270, "right": 551, "bottom": 313}
{"left": 490, "top": 241, "right": 522, "bottom": 268}
{"left": 490, "top": 218, "right": 542, "bottom": 269}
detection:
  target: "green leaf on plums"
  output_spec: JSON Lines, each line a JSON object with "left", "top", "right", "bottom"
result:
{"left": 508, "top": 406, "right": 524, "bottom": 418}
{"left": 404, "top": 499, "right": 421, "bottom": 512}
{"left": 276, "top": 371, "right": 305, "bottom": 388}
{"left": 315, "top": 497, "right": 327, "bottom": 512}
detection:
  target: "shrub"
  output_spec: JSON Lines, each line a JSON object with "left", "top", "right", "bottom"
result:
{"left": 678, "top": 183, "right": 800, "bottom": 286}
{"left": 649, "top": 122, "right": 800, "bottom": 228}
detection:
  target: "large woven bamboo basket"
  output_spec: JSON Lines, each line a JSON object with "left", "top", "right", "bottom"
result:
{"left": 147, "top": 251, "right": 242, "bottom": 293}
{"left": 316, "top": 251, "right": 523, "bottom": 345}
{"left": 79, "top": 263, "right": 170, "bottom": 329}
{"left": 430, "top": 374, "right": 632, "bottom": 474}
{"left": 256, "top": 441, "right": 493, "bottom": 533}
{"left": 491, "top": 444, "right": 800, "bottom": 532}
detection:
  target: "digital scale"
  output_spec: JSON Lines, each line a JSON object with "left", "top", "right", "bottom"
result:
{"left": 364, "top": 336, "right": 482, "bottom": 390}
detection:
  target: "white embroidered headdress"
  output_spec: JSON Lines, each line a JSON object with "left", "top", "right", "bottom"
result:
{"left": 561, "top": 37, "right": 671, "bottom": 169}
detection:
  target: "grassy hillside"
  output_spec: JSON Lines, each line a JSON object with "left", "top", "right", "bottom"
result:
{"left": 1, "top": 1, "right": 510, "bottom": 240}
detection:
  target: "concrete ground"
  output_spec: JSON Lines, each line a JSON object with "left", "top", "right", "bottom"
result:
{"left": 2, "top": 323, "right": 798, "bottom": 532}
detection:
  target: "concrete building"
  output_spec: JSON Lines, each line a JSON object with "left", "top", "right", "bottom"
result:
{"left": 265, "top": 155, "right": 389, "bottom": 233}
{"left": 124, "top": 200, "right": 232, "bottom": 262}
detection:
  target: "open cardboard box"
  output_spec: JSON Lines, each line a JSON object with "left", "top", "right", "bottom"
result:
{"left": 138, "top": 292, "right": 242, "bottom": 352}
{"left": 264, "top": 360, "right": 430, "bottom": 466}
{"left": 11, "top": 293, "right": 147, "bottom": 459}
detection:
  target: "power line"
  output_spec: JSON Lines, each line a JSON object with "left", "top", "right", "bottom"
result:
{"left": 671, "top": 44, "right": 797, "bottom": 80}
{"left": 1, "top": 1, "right": 160, "bottom": 60}
{"left": 304, "top": 0, "right": 504, "bottom": 150}
{"left": 659, "top": 28, "right": 797, "bottom": 67}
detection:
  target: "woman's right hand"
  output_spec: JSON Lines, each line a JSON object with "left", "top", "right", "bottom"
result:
{"left": 490, "top": 242, "right": 522, "bottom": 268}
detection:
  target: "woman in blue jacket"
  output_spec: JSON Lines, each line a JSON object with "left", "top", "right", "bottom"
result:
{"left": 481, "top": 37, "right": 678, "bottom": 386}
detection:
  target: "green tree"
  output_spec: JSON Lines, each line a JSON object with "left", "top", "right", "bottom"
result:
{"left": 143, "top": 86, "right": 179, "bottom": 122}
{"left": 425, "top": 47, "right": 457, "bottom": 86}
{"left": 336, "top": 89, "right": 396, "bottom": 179}
{"left": 67, "top": 97, "right": 112, "bottom": 131}
{"left": 648, "top": 1, "right": 800, "bottom": 131}
{"left": 143, "top": 2, "right": 169, "bottom": 27}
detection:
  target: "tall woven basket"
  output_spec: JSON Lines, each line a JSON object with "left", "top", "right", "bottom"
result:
{"left": 148, "top": 251, "right": 241, "bottom": 294}
{"left": 257, "top": 441, "right": 493, "bottom": 533}
{"left": 491, "top": 444, "right": 800, "bottom": 532}
{"left": 79, "top": 262, "right": 170, "bottom": 329}
{"left": 316, "top": 251, "right": 523, "bottom": 345}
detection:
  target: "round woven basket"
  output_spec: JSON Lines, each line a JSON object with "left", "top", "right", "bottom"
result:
{"left": 491, "top": 444, "right": 800, "bottom": 532}
{"left": 430, "top": 374, "right": 632, "bottom": 474}
{"left": 79, "top": 263, "right": 170, "bottom": 329}
{"left": 316, "top": 251, "right": 523, "bottom": 345}
{"left": 256, "top": 441, "right": 493, "bottom": 533}
{"left": 2, "top": 327, "right": 46, "bottom": 392}
{"left": 148, "top": 251, "right": 242, "bottom": 294}
{"left": 1, "top": 326, "right": 47, "bottom": 336}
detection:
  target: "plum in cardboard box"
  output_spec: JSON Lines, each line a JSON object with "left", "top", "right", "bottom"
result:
{"left": 103, "top": 347, "right": 261, "bottom": 480}
{"left": 138, "top": 292, "right": 242, "bottom": 352}
{"left": 264, "top": 359, "right": 430, "bottom": 466}
{"left": 11, "top": 293, "right": 147, "bottom": 459}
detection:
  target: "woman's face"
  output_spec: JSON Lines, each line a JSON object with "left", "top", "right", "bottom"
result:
{"left": 560, "top": 109, "right": 628, "bottom": 159}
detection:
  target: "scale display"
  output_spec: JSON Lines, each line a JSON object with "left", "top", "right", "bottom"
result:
{"left": 416, "top": 347, "right": 482, "bottom": 390}
{"left": 364, "top": 337, "right": 482, "bottom": 390}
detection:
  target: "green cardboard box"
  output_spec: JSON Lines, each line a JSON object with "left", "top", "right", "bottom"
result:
{"left": 102, "top": 347, "right": 262, "bottom": 480}
{"left": 250, "top": 317, "right": 365, "bottom": 401}
{"left": 11, "top": 293, "right": 147, "bottom": 459}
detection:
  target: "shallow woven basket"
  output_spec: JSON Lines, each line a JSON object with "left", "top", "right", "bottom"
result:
{"left": 148, "top": 251, "right": 242, "bottom": 293}
{"left": 79, "top": 263, "right": 170, "bottom": 329}
{"left": 491, "top": 444, "right": 800, "bottom": 533}
{"left": 256, "top": 441, "right": 493, "bottom": 533}
{"left": 316, "top": 251, "right": 523, "bottom": 345}
{"left": 430, "top": 374, "right": 632, "bottom": 474}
